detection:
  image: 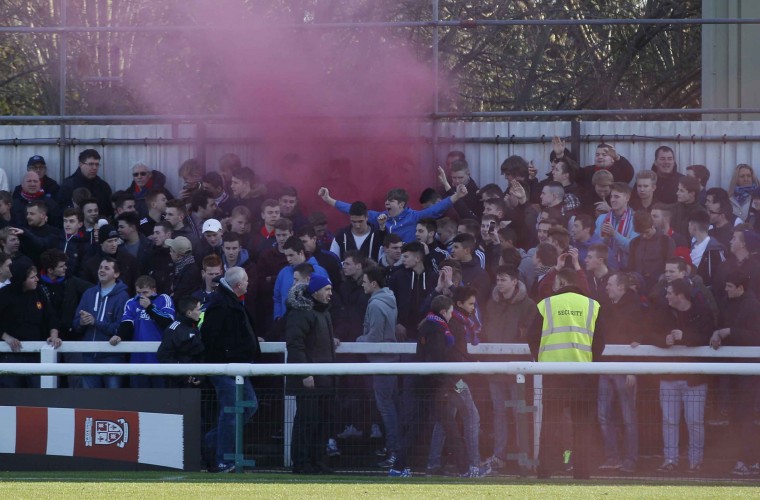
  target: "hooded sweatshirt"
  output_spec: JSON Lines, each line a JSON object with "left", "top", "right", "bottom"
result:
{"left": 357, "top": 287, "right": 399, "bottom": 363}
{"left": 0, "top": 259, "right": 55, "bottom": 342}
{"left": 72, "top": 280, "right": 130, "bottom": 343}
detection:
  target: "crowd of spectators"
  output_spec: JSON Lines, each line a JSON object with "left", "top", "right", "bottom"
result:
{"left": 0, "top": 142, "right": 759, "bottom": 477}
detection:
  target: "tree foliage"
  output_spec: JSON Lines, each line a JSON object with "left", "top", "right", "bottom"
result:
{"left": 0, "top": 0, "right": 701, "bottom": 118}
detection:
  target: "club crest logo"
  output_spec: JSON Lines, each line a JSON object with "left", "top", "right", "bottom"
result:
{"left": 86, "top": 418, "right": 129, "bottom": 448}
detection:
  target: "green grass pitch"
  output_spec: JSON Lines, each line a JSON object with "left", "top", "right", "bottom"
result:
{"left": 0, "top": 472, "right": 758, "bottom": 499}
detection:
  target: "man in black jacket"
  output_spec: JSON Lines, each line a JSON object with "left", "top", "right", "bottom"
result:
{"left": 709, "top": 271, "right": 760, "bottom": 476}
{"left": 201, "top": 266, "right": 261, "bottom": 473}
{"left": 388, "top": 241, "right": 438, "bottom": 342}
{"left": 653, "top": 278, "right": 714, "bottom": 473}
{"left": 57, "top": 149, "right": 113, "bottom": 218}
{"left": 80, "top": 224, "right": 138, "bottom": 294}
{"left": 16, "top": 201, "right": 64, "bottom": 267}
{"left": 286, "top": 274, "right": 337, "bottom": 474}
{"left": 37, "top": 249, "right": 91, "bottom": 388}
{"left": 158, "top": 296, "right": 205, "bottom": 388}
{"left": 597, "top": 272, "right": 645, "bottom": 473}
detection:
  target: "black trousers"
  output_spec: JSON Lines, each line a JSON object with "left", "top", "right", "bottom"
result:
{"left": 537, "top": 375, "right": 595, "bottom": 479}
{"left": 292, "top": 391, "right": 331, "bottom": 467}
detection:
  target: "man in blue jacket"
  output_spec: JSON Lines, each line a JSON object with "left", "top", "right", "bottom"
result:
{"left": 117, "top": 275, "right": 175, "bottom": 388}
{"left": 273, "top": 237, "right": 328, "bottom": 320}
{"left": 318, "top": 184, "right": 469, "bottom": 243}
{"left": 72, "top": 257, "right": 130, "bottom": 389}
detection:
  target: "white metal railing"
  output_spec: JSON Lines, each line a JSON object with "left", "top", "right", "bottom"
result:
{"left": 2, "top": 341, "right": 759, "bottom": 470}
{"left": 1, "top": 342, "right": 759, "bottom": 388}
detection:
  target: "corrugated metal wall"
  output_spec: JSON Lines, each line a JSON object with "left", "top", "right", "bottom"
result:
{"left": 436, "top": 121, "right": 760, "bottom": 191}
{"left": 2, "top": 121, "right": 760, "bottom": 197}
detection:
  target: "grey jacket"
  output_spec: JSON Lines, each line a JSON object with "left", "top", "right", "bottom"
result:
{"left": 357, "top": 287, "right": 399, "bottom": 363}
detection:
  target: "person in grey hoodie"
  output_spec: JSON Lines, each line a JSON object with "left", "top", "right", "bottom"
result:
{"left": 357, "top": 266, "right": 400, "bottom": 468}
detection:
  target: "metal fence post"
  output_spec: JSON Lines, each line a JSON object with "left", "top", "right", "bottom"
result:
{"left": 223, "top": 375, "right": 256, "bottom": 473}
{"left": 39, "top": 345, "right": 59, "bottom": 389}
{"left": 283, "top": 350, "right": 295, "bottom": 468}
{"left": 506, "top": 373, "right": 537, "bottom": 472}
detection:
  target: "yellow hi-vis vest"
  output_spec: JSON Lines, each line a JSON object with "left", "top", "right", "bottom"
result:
{"left": 537, "top": 292, "right": 599, "bottom": 362}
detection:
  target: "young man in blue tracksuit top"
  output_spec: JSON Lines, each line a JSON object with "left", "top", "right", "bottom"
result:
{"left": 72, "top": 257, "right": 130, "bottom": 389}
{"left": 318, "top": 184, "right": 469, "bottom": 243}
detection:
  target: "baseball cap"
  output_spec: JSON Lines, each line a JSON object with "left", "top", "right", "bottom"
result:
{"left": 164, "top": 236, "right": 193, "bottom": 255}
{"left": 27, "top": 155, "right": 46, "bottom": 167}
{"left": 202, "top": 219, "right": 222, "bottom": 233}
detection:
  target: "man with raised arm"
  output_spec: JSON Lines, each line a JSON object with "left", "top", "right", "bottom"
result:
{"left": 318, "top": 184, "right": 468, "bottom": 243}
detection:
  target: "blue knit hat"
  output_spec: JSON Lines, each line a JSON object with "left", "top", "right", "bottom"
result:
{"left": 307, "top": 274, "right": 332, "bottom": 294}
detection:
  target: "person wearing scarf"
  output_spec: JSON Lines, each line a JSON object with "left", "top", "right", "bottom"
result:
{"left": 417, "top": 291, "right": 489, "bottom": 478}
{"left": 732, "top": 184, "right": 757, "bottom": 221}
{"left": 594, "top": 182, "right": 638, "bottom": 271}
{"left": 165, "top": 236, "right": 202, "bottom": 299}
{"left": 11, "top": 171, "right": 62, "bottom": 227}
{"left": 730, "top": 164, "right": 759, "bottom": 221}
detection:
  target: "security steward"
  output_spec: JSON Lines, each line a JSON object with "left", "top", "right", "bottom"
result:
{"left": 528, "top": 267, "right": 605, "bottom": 479}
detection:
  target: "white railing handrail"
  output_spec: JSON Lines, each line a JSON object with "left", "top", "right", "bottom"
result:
{"left": 1, "top": 341, "right": 759, "bottom": 358}
{"left": 1, "top": 361, "right": 760, "bottom": 377}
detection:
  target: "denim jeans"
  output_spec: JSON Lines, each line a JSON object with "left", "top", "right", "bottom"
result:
{"left": 82, "top": 354, "right": 126, "bottom": 389}
{"left": 659, "top": 379, "right": 706, "bottom": 467}
{"left": 427, "top": 383, "right": 481, "bottom": 469}
{"left": 597, "top": 374, "right": 638, "bottom": 467}
{"left": 373, "top": 375, "right": 400, "bottom": 454}
{"left": 129, "top": 375, "right": 167, "bottom": 388}
{"left": 488, "top": 376, "right": 519, "bottom": 461}
{"left": 205, "top": 375, "right": 258, "bottom": 465}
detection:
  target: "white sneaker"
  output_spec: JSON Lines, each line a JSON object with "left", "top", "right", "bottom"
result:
{"left": 325, "top": 438, "right": 341, "bottom": 457}
{"left": 337, "top": 424, "right": 363, "bottom": 439}
{"left": 370, "top": 423, "right": 383, "bottom": 439}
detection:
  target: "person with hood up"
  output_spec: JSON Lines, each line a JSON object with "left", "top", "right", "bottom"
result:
{"left": 72, "top": 257, "right": 131, "bottom": 389}
{"left": 286, "top": 274, "right": 338, "bottom": 474}
{"left": 0, "top": 258, "right": 61, "bottom": 388}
